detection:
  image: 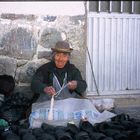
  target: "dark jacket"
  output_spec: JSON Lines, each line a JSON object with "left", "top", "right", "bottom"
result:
{"left": 31, "top": 61, "right": 87, "bottom": 100}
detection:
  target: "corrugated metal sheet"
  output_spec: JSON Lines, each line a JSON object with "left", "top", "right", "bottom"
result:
{"left": 86, "top": 13, "right": 140, "bottom": 95}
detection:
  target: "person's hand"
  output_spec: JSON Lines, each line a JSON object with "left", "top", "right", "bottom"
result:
{"left": 44, "top": 86, "right": 56, "bottom": 96}
{"left": 67, "top": 80, "right": 77, "bottom": 90}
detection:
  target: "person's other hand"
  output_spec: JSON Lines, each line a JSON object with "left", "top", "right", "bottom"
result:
{"left": 68, "top": 80, "right": 77, "bottom": 90}
{"left": 44, "top": 86, "right": 56, "bottom": 96}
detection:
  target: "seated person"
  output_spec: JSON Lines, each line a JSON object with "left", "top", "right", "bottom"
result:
{"left": 31, "top": 41, "right": 87, "bottom": 102}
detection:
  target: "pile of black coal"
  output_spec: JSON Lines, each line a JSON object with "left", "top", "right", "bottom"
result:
{"left": 0, "top": 92, "right": 31, "bottom": 124}
{"left": 0, "top": 113, "right": 140, "bottom": 140}
{"left": 0, "top": 75, "right": 34, "bottom": 125}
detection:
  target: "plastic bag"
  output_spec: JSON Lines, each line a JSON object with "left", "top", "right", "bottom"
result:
{"left": 93, "top": 98, "right": 114, "bottom": 112}
{"left": 29, "top": 98, "right": 116, "bottom": 128}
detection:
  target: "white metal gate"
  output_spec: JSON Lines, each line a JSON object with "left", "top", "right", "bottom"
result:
{"left": 86, "top": 13, "right": 140, "bottom": 96}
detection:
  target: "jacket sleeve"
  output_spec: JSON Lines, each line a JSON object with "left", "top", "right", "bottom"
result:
{"left": 70, "top": 67, "right": 87, "bottom": 96}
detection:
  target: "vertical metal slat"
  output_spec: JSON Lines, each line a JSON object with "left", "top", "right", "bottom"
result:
{"left": 98, "top": 1, "right": 101, "bottom": 13}
{"left": 87, "top": 14, "right": 140, "bottom": 95}
{"left": 120, "top": 1, "right": 124, "bottom": 13}
{"left": 86, "top": 17, "right": 93, "bottom": 92}
{"left": 131, "top": 1, "right": 134, "bottom": 14}
{"left": 109, "top": 1, "right": 112, "bottom": 13}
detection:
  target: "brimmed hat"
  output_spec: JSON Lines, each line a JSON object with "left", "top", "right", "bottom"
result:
{"left": 51, "top": 41, "right": 73, "bottom": 53}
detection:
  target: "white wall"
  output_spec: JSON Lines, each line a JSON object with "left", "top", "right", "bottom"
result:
{"left": 0, "top": 1, "right": 85, "bottom": 16}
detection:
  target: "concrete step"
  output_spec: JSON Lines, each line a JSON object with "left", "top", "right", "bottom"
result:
{"left": 87, "top": 94, "right": 140, "bottom": 119}
{"left": 87, "top": 94, "right": 140, "bottom": 107}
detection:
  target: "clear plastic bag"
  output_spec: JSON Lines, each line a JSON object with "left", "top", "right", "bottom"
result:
{"left": 29, "top": 98, "right": 116, "bottom": 128}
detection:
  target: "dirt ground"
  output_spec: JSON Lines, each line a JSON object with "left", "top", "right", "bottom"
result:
{"left": 114, "top": 106, "right": 140, "bottom": 120}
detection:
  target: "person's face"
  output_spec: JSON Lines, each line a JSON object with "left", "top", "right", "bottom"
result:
{"left": 54, "top": 52, "right": 70, "bottom": 68}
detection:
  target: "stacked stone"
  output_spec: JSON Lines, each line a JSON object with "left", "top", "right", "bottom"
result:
{"left": 0, "top": 14, "right": 86, "bottom": 100}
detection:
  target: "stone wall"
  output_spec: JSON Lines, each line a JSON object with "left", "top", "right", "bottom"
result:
{"left": 0, "top": 13, "right": 87, "bottom": 99}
